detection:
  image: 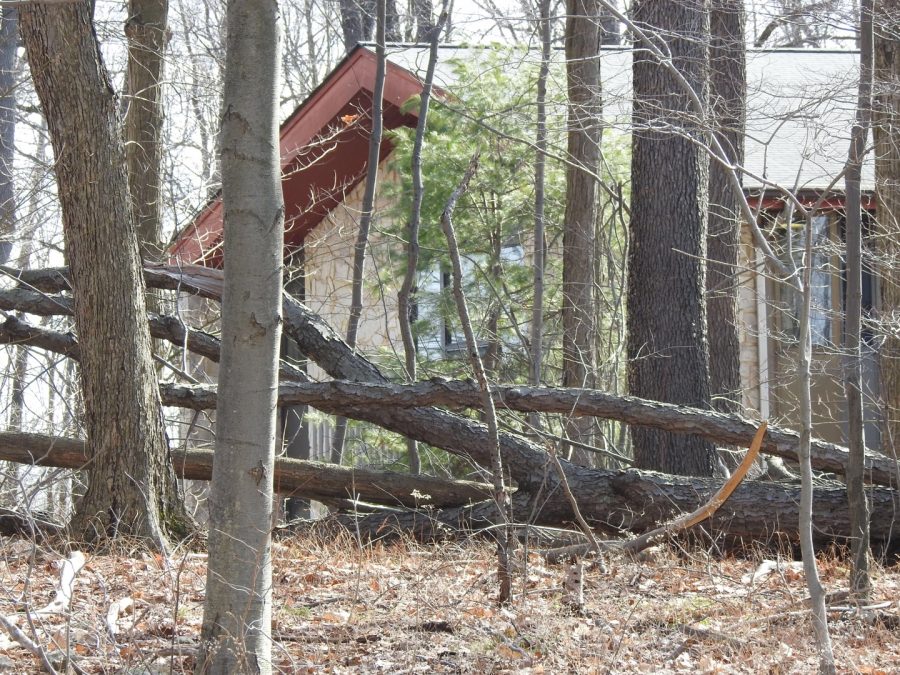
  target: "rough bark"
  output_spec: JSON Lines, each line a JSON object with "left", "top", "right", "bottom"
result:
{"left": 412, "top": 0, "right": 434, "bottom": 42}
{"left": 162, "top": 379, "right": 899, "bottom": 487}
{"left": 530, "top": 0, "right": 551, "bottom": 405}
{"left": 629, "top": 0, "right": 719, "bottom": 476}
{"left": 124, "top": 0, "right": 168, "bottom": 261}
{"left": 0, "top": 7, "right": 16, "bottom": 265}
{"left": 0, "top": 431, "right": 492, "bottom": 509}
{"left": 339, "top": 0, "right": 375, "bottom": 51}
{"left": 1, "top": 430, "right": 898, "bottom": 547}
{"left": 874, "top": 0, "right": 900, "bottom": 462}
{"left": 19, "top": 1, "right": 188, "bottom": 548}
{"left": 844, "top": 0, "right": 874, "bottom": 599}
{"left": 706, "top": 0, "right": 745, "bottom": 415}
{"left": 562, "top": 0, "right": 600, "bottom": 462}
{"left": 198, "top": 0, "right": 282, "bottom": 671}
{"left": 0, "top": 277, "right": 894, "bottom": 486}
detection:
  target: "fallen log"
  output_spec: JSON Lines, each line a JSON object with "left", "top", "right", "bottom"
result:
{"left": 0, "top": 309, "right": 307, "bottom": 382}
{"left": 162, "top": 379, "right": 899, "bottom": 487}
{"left": 0, "top": 270, "right": 893, "bottom": 487}
{"left": 1, "top": 430, "right": 898, "bottom": 546}
{"left": 0, "top": 431, "right": 492, "bottom": 509}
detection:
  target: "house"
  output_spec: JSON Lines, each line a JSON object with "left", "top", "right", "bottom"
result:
{"left": 170, "top": 44, "right": 884, "bottom": 460}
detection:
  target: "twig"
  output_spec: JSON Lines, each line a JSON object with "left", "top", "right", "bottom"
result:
{"left": 0, "top": 613, "right": 60, "bottom": 673}
{"left": 547, "top": 444, "right": 602, "bottom": 559}
{"left": 440, "top": 153, "right": 514, "bottom": 605}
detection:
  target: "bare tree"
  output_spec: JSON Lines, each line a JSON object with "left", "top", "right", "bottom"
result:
{"left": 330, "top": 0, "right": 386, "bottom": 465}
{"left": 561, "top": 0, "right": 600, "bottom": 463}
{"left": 707, "top": 0, "right": 745, "bottom": 416}
{"left": 20, "top": 0, "right": 190, "bottom": 547}
{"left": 843, "top": 0, "right": 873, "bottom": 600}
{"left": 627, "top": 0, "right": 720, "bottom": 476}
{"left": 397, "top": 2, "right": 448, "bottom": 474}
{"left": 197, "top": 0, "right": 283, "bottom": 670}
{"left": 0, "top": 8, "right": 14, "bottom": 266}
{"left": 124, "top": 0, "right": 169, "bottom": 261}
{"left": 529, "top": 0, "right": 551, "bottom": 407}
{"left": 874, "top": 0, "right": 900, "bottom": 464}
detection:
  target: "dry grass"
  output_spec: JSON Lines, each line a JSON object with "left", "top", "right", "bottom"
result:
{"left": 0, "top": 530, "right": 898, "bottom": 673}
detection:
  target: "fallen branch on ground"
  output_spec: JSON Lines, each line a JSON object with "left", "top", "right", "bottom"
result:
{"left": 0, "top": 272, "right": 892, "bottom": 486}
{"left": 0, "top": 430, "right": 492, "bottom": 509}
{"left": 545, "top": 422, "right": 767, "bottom": 562}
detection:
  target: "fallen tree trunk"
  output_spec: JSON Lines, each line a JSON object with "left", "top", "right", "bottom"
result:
{"left": 0, "top": 306, "right": 307, "bottom": 382}
{"left": 0, "top": 431, "right": 492, "bottom": 509}
{"left": 328, "top": 480, "right": 900, "bottom": 547}
{"left": 1, "top": 431, "right": 898, "bottom": 546}
{"left": 1, "top": 269, "right": 895, "bottom": 489}
{"left": 163, "top": 379, "right": 899, "bottom": 487}
{"left": 0, "top": 278, "right": 898, "bottom": 485}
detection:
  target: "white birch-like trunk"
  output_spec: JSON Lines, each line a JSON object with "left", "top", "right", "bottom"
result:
{"left": 198, "top": 1, "right": 283, "bottom": 671}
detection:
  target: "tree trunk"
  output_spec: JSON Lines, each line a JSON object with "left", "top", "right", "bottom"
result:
{"left": 628, "top": 0, "right": 719, "bottom": 476}
{"left": 844, "top": 0, "right": 874, "bottom": 599}
{"left": 339, "top": 0, "right": 375, "bottom": 51}
{"left": 198, "top": 0, "right": 283, "bottom": 671}
{"left": 874, "top": 0, "right": 900, "bottom": 462}
{"left": 562, "top": 0, "right": 600, "bottom": 463}
{"left": 0, "top": 7, "right": 16, "bottom": 265}
{"left": 0, "top": 280, "right": 896, "bottom": 485}
{"left": 397, "top": 6, "right": 447, "bottom": 474}
{"left": 706, "top": 0, "right": 745, "bottom": 415}
{"left": 19, "top": 1, "right": 188, "bottom": 548}
{"left": 3, "top": 430, "right": 898, "bottom": 548}
{"left": 124, "top": 0, "right": 168, "bottom": 261}
{"left": 530, "top": 0, "right": 551, "bottom": 413}
{"left": 413, "top": 0, "right": 434, "bottom": 42}
{"left": 331, "top": 0, "right": 386, "bottom": 465}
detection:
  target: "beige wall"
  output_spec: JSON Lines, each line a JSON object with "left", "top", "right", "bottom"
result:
{"left": 301, "top": 172, "right": 402, "bottom": 385}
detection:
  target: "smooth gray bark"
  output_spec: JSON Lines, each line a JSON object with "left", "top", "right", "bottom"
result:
{"left": 197, "top": 1, "right": 283, "bottom": 672}
{"left": 798, "top": 212, "right": 836, "bottom": 673}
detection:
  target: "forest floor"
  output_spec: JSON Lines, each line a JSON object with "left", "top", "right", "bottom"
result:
{"left": 0, "top": 529, "right": 898, "bottom": 674}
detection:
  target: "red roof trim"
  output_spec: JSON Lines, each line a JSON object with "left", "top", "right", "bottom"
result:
{"left": 749, "top": 191, "right": 875, "bottom": 212}
{"left": 170, "top": 46, "right": 429, "bottom": 265}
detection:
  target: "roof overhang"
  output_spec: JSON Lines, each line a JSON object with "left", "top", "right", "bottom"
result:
{"left": 169, "top": 46, "right": 428, "bottom": 266}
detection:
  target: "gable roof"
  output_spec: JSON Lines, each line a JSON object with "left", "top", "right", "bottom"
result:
{"left": 171, "top": 45, "right": 868, "bottom": 265}
{"left": 169, "top": 45, "right": 426, "bottom": 265}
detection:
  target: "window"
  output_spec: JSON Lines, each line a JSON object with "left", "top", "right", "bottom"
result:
{"left": 775, "top": 214, "right": 833, "bottom": 346}
{"left": 417, "top": 243, "right": 525, "bottom": 360}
